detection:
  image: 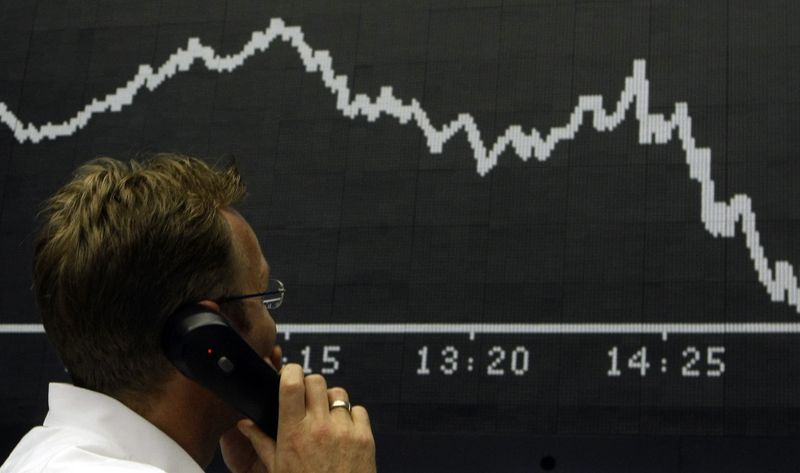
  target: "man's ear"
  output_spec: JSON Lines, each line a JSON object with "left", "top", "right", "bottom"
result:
{"left": 194, "top": 300, "right": 248, "bottom": 332}
{"left": 195, "top": 299, "right": 222, "bottom": 314}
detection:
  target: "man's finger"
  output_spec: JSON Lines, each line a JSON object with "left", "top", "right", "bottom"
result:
{"left": 278, "top": 364, "right": 307, "bottom": 423}
{"left": 350, "top": 405, "right": 371, "bottom": 430}
{"left": 326, "top": 386, "right": 350, "bottom": 405}
{"left": 304, "top": 374, "right": 329, "bottom": 419}
{"left": 327, "top": 387, "right": 352, "bottom": 422}
{"left": 236, "top": 419, "right": 277, "bottom": 471}
{"left": 270, "top": 345, "right": 283, "bottom": 370}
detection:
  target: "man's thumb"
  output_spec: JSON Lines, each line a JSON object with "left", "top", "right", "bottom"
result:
{"left": 238, "top": 419, "right": 277, "bottom": 467}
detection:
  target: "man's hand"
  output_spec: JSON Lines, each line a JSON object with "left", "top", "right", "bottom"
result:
{"left": 221, "top": 358, "right": 376, "bottom": 473}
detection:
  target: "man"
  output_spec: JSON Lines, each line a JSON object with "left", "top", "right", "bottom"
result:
{"left": 1, "top": 155, "right": 376, "bottom": 472}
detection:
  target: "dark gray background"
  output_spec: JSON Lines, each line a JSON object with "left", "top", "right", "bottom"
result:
{"left": 2, "top": 0, "right": 800, "bottom": 471}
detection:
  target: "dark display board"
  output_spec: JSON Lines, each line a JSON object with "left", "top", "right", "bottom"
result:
{"left": 2, "top": 0, "right": 800, "bottom": 471}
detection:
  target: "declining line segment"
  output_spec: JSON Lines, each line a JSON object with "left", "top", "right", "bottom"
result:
{"left": 0, "top": 18, "right": 797, "bottom": 312}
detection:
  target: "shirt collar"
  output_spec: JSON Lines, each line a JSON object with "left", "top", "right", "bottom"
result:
{"left": 44, "top": 382, "right": 205, "bottom": 473}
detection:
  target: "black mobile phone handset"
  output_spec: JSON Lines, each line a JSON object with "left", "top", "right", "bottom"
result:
{"left": 161, "top": 304, "right": 280, "bottom": 438}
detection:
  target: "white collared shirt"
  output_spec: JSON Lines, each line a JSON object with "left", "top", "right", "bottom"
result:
{"left": 0, "top": 383, "right": 205, "bottom": 473}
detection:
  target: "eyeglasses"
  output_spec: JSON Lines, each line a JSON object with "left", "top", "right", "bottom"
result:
{"left": 214, "top": 279, "right": 285, "bottom": 310}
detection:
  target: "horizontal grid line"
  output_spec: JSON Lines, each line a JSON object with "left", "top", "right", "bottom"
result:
{"left": 4, "top": 323, "right": 800, "bottom": 335}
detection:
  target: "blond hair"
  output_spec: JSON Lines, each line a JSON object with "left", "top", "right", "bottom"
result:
{"left": 33, "top": 154, "right": 246, "bottom": 400}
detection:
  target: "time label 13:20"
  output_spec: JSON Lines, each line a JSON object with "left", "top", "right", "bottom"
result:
{"left": 416, "top": 345, "right": 531, "bottom": 376}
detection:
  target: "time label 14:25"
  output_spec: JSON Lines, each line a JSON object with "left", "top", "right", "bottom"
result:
{"left": 416, "top": 345, "right": 531, "bottom": 376}
{"left": 607, "top": 346, "right": 725, "bottom": 378}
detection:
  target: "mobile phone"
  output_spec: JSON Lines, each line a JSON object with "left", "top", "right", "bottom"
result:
{"left": 162, "top": 304, "right": 280, "bottom": 438}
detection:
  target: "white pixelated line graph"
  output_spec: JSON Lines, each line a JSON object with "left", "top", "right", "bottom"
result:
{"left": 0, "top": 17, "right": 798, "bottom": 327}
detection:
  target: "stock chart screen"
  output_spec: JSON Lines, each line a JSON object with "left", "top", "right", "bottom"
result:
{"left": 1, "top": 0, "right": 800, "bottom": 470}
